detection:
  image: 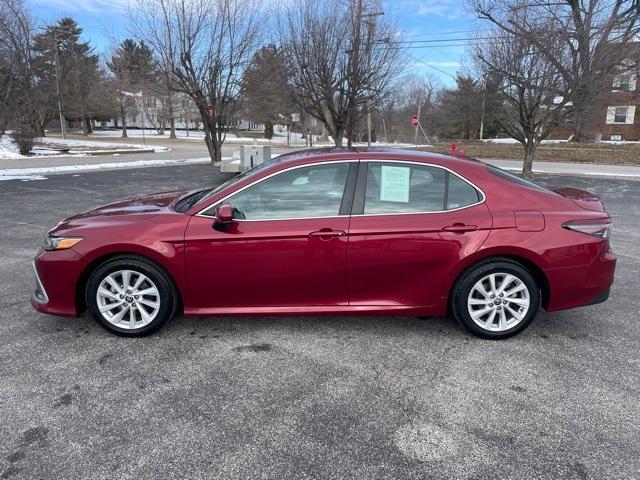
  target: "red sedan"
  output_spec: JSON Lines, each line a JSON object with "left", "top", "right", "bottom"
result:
{"left": 31, "top": 148, "right": 616, "bottom": 339}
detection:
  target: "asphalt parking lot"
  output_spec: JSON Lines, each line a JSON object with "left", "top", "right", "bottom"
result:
{"left": 0, "top": 165, "right": 639, "bottom": 479}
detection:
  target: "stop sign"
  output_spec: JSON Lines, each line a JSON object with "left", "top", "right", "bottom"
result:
{"left": 207, "top": 104, "right": 214, "bottom": 116}
{"left": 411, "top": 115, "right": 419, "bottom": 127}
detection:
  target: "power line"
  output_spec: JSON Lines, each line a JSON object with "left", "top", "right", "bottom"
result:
{"left": 402, "top": 30, "right": 477, "bottom": 38}
{"left": 393, "top": 37, "right": 492, "bottom": 44}
{"left": 411, "top": 55, "right": 457, "bottom": 78}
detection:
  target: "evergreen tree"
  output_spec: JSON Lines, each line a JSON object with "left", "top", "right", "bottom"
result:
{"left": 241, "top": 45, "right": 294, "bottom": 139}
{"left": 108, "top": 39, "right": 160, "bottom": 137}
{"left": 32, "top": 17, "right": 108, "bottom": 135}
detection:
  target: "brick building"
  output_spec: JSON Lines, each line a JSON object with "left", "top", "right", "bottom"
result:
{"left": 591, "top": 58, "right": 640, "bottom": 141}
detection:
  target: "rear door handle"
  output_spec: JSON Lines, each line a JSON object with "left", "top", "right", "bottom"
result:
{"left": 308, "top": 229, "right": 346, "bottom": 240}
{"left": 442, "top": 223, "right": 478, "bottom": 233}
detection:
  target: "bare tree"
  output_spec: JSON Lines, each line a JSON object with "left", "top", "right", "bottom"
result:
{"left": 129, "top": 0, "right": 262, "bottom": 163}
{"left": 469, "top": 0, "right": 640, "bottom": 142}
{"left": 0, "top": 0, "right": 37, "bottom": 140}
{"left": 278, "top": 0, "right": 403, "bottom": 146}
{"left": 474, "top": 26, "right": 569, "bottom": 174}
{"left": 378, "top": 73, "right": 439, "bottom": 142}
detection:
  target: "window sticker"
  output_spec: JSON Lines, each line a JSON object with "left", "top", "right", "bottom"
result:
{"left": 380, "top": 165, "right": 410, "bottom": 203}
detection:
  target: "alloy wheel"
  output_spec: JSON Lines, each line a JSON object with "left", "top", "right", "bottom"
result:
{"left": 467, "top": 272, "right": 530, "bottom": 332}
{"left": 96, "top": 269, "right": 161, "bottom": 330}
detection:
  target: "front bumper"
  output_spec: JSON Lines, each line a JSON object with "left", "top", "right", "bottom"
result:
{"left": 544, "top": 244, "right": 616, "bottom": 312}
{"left": 31, "top": 249, "right": 87, "bottom": 317}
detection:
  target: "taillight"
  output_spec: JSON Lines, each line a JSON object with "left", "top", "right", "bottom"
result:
{"left": 562, "top": 219, "right": 611, "bottom": 239}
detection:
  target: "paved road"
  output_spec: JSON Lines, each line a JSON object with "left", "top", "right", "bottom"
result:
{"left": 0, "top": 166, "right": 638, "bottom": 479}
{"left": 0, "top": 134, "right": 295, "bottom": 171}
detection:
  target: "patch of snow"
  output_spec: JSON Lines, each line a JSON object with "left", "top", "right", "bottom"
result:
{"left": 34, "top": 137, "right": 170, "bottom": 154}
{"left": 0, "top": 156, "right": 216, "bottom": 177}
{"left": 0, "top": 135, "right": 24, "bottom": 159}
{"left": 0, "top": 175, "right": 47, "bottom": 181}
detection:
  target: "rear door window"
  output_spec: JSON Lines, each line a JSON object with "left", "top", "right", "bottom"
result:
{"left": 362, "top": 162, "right": 481, "bottom": 214}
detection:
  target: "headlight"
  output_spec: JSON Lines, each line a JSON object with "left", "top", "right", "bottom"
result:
{"left": 43, "top": 235, "right": 83, "bottom": 251}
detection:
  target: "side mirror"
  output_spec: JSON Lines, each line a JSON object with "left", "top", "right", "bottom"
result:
{"left": 213, "top": 203, "right": 234, "bottom": 232}
{"left": 216, "top": 203, "right": 234, "bottom": 223}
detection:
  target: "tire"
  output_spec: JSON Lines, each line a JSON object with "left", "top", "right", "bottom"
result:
{"left": 451, "top": 259, "right": 540, "bottom": 339}
{"left": 86, "top": 256, "right": 177, "bottom": 336}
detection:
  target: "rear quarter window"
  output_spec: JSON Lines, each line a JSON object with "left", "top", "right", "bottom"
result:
{"left": 486, "top": 165, "right": 557, "bottom": 194}
{"left": 447, "top": 174, "right": 480, "bottom": 209}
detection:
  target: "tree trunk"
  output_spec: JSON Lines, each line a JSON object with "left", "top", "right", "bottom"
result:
{"left": 333, "top": 126, "right": 344, "bottom": 146}
{"left": 169, "top": 116, "right": 176, "bottom": 139}
{"left": 203, "top": 130, "right": 216, "bottom": 163}
{"left": 572, "top": 103, "right": 592, "bottom": 142}
{"left": 168, "top": 96, "right": 177, "bottom": 139}
{"left": 264, "top": 120, "right": 273, "bottom": 139}
{"left": 522, "top": 141, "right": 535, "bottom": 176}
{"left": 571, "top": 83, "right": 594, "bottom": 142}
{"left": 121, "top": 103, "right": 128, "bottom": 138}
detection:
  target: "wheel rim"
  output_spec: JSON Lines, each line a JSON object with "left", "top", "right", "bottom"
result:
{"left": 96, "top": 270, "right": 160, "bottom": 330}
{"left": 467, "top": 272, "right": 530, "bottom": 332}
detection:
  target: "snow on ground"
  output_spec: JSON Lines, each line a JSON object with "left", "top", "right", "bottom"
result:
{"left": 0, "top": 157, "right": 214, "bottom": 180}
{"left": 0, "top": 135, "right": 170, "bottom": 160}
{"left": 0, "top": 175, "right": 47, "bottom": 181}
{"left": 35, "top": 137, "right": 170, "bottom": 153}
{"left": 0, "top": 136, "right": 24, "bottom": 159}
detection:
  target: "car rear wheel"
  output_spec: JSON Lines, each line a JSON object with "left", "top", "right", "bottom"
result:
{"left": 86, "top": 256, "right": 176, "bottom": 336}
{"left": 451, "top": 260, "right": 540, "bottom": 339}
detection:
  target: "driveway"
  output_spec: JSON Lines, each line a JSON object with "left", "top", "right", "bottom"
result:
{"left": 0, "top": 166, "right": 638, "bottom": 479}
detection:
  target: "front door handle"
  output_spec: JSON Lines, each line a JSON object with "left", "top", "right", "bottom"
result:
{"left": 442, "top": 223, "right": 478, "bottom": 233}
{"left": 308, "top": 228, "right": 346, "bottom": 240}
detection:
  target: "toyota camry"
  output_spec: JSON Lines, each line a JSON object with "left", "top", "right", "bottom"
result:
{"left": 31, "top": 148, "right": 616, "bottom": 339}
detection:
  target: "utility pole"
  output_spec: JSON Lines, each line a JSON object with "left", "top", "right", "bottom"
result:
{"left": 367, "top": 100, "right": 371, "bottom": 146}
{"left": 347, "top": 0, "right": 363, "bottom": 148}
{"left": 52, "top": 29, "right": 67, "bottom": 139}
{"left": 415, "top": 97, "right": 421, "bottom": 147}
{"left": 382, "top": 117, "right": 388, "bottom": 143}
{"left": 479, "top": 75, "right": 487, "bottom": 140}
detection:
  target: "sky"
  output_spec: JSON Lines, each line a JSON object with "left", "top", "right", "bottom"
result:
{"left": 26, "top": 0, "right": 479, "bottom": 87}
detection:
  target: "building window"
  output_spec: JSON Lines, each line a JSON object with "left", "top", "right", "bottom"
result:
{"left": 618, "top": 74, "right": 631, "bottom": 90}
{"left": 606, "top": 105, "right": 636, "bottom": 125}
{"left": 613, "top": 71, "right": 637, "bottom": 91}
{"left": 144, "top": 98, "right": 158, "bottom": 109}
{"left": 614, "top": 106, "right": 628, "bottom": 123}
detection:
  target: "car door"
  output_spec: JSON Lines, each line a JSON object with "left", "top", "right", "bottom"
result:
{"left": 184, "top": 161, "right": 357, "bottom": 309}
{"left": 346, "top": 160, "right": 492, "bottom": 308}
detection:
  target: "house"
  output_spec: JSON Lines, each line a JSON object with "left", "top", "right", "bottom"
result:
{"left": 592, "top": 56, "right": 640, "bottom": 141}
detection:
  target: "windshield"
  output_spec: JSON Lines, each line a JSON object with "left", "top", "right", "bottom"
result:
{"left": 194, "top": 157, "right": 283, "bottom": 207}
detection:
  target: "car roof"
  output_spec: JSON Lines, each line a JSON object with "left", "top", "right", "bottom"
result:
{"left": 271, "top": 147, "right": 483, "bottom": 169}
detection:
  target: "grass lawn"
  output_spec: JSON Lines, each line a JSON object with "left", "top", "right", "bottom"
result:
{"left": 417, "top": 141, "right": 640, "bottom": 166}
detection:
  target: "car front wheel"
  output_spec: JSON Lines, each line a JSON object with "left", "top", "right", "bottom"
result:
{"left": 86, "top": 256, "right": 177, "bottom": 336}
{"left": 451, "top": 259, "right": 540, "bottom": 339}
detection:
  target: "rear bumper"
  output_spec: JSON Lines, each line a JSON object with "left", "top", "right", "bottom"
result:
{"left": 544, "top": 244, "right": 616, "bottom": 312}
{"left": 581, "top": 287, "right": 610, "bottom": 307}
{"left": 31, "top": 249, "right": 87, "bottom": 317}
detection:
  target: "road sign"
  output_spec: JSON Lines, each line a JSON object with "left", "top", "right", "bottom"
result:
{"left": 291, "top": 113, "right": 300, "bottom": 123}
{"left": 411, "top": 115, "right": 419, "bottom": 127}
{"left": 207, "top": 104, "right": 214, "bottom": 117}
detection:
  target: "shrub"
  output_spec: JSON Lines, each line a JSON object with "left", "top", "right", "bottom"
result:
{"left": 11, "top": 130, "right": 36, "bottom": 155}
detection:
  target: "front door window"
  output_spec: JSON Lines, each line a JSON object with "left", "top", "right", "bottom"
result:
{"left": 226, "top": 163, "right": 350, "bottom": 220}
